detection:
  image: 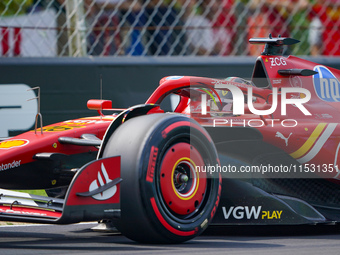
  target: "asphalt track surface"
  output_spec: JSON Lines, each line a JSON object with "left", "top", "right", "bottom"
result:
{"left": 1, "top": 223, "right": 340, "bottom": 255}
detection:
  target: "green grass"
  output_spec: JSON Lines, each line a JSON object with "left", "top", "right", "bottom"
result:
{"left": 14, "top": 190, "right": 47, "bottom": 196}
{"left": 0, "top": 190, "right": 48, "bottom": 226}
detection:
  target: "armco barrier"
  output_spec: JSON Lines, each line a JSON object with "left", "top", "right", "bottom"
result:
{"left": 1, "top": 57, "right": 340, "bottom": 136}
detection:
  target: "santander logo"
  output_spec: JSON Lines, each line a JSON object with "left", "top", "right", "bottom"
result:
{"left": 89, "top": 163, "right": 117, "bottom": 200}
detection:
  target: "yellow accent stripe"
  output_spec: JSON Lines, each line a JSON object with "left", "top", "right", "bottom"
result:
{"left": 290, "top": 123, "right": 327, "bottom": 159}
{"left": 171, "top": 157, "right": 199, "bottom": 201}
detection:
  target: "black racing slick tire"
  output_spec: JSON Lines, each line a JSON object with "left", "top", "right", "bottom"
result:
{"left": 102, "top": 113, "right": 221, "bottom": 243}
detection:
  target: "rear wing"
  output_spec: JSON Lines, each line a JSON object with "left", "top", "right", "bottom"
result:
{"left": 249, "top": 35, "right": 299, "bottom": 56}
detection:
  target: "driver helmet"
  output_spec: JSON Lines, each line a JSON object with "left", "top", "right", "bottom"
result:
{"left": 210, "top": 77, "right": 255, "bottom": 115}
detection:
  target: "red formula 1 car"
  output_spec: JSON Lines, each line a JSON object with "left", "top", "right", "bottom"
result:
{"left": 1, "top": 36, "right": 340, "bottom": 243}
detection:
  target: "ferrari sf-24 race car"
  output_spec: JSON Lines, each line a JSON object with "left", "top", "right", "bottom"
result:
{"left": 1, "top": 36, "right": 340, "bottom": 243}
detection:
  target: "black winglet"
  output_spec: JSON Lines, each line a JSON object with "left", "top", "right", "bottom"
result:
{"left": 249, "top": 37, "right": 300, "bottom": 46}
{"left": 76, "top": 178, "right": 123, "bottom": 197}
{"left": 278, "top": 69, "right": 318, "bottom": 76}
{"left": 249, "top": 34, "right": 300, "bottom": 56}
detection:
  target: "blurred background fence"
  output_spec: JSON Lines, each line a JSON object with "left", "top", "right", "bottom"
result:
{"left": 0, "top": 0, "right": 339, "bottom": 57}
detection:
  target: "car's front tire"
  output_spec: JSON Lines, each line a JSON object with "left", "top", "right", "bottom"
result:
{"left": 102, "top": 113, "right": 221, "bottom": 243}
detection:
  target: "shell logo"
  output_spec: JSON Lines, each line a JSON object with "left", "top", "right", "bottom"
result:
{"left": 0, "top": 139, "right": 29, "bottom": 149}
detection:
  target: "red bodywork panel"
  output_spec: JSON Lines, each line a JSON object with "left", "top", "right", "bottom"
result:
{"left": 0, "top": 116, "right": 115, "bottom": 167}
{"left": 145, "top": 56, "right": 340, "bottom": 181}
{"left": 1, "top": 56, "right": 340, "bottom": 183}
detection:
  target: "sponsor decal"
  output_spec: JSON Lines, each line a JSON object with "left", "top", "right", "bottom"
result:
{"left": 222, "top": 206, "right": 262, "bottom": 220}
{"left": 289, "top": 75, "right": 302, "bottom": 88}
{"left": 66, "top": 156, "right": 120, "bottom": 206}
{"left": 0, "top": 160, "right": 21, "bottom": 171}
{"left": 0, "top": 207, "right": 61, "bottom": 217}
{"left": 210, "top": 175, "right": 222, "bottom": 219}
{"left": 313, "top": 65, "right": 340, "bottom": 102}
{"left": 89, "top": 163, "right": 118, "bottom": 201}
{"left": 146, "top": 146, "right": 158, "bottom": 182}
{"left": 166, "top": 76, "right": 184, "bottom": 80}
{"left": 262, "top": 210, "right": 282, "bottom": 219}
{"left": 0, "top": 208, "right": 48, "bottom": 216}
{"left": 37, "top": 125, "right": 86, "bottom": 132}
{"left": 63, "top": 118, "right": 113, "bottom": 124}
{"left": 275, "top": 132, "right": 292, "bottom": 146}
{"left": 273, "top": 79, "right": 282, "bottom": 85}
{"left": 269, "top": 57, "right": 287, "bottom": 67}
{"left": 290, "top": 94, "right": 303, "bottom": 100}
{"left": 0, "top": 139, "right": 29, "bottom": 149}
{"left": 222, "top": 206, "right": 282, "bottom": 220}
{"left": 211, "top": 79, "right": 228, "bottom": 86}
{"left": 314, "top": 113, "right": 333, "bottom": 119}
